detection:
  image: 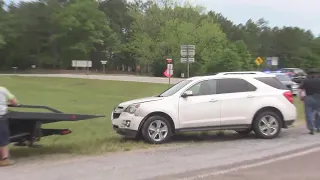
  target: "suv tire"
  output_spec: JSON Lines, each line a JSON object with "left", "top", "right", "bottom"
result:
{"left": 141, "top": 115, "right": 173, "bottom": 144}
{"left": 253, "top": 111, "right": 282, "bottom": 139}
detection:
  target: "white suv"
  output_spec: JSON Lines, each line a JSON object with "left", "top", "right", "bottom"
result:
{"left": 111, "top": 72, "right": 297, "bottom": 144}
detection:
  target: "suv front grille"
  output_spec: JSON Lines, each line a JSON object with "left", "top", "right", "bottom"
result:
{"left": 113, "top": 113, "right": 121, "bottom": 119}
{"left": 112, "top": 106, "right": 124, "bottom": 119}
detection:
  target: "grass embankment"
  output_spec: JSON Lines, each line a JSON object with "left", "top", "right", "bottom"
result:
{"left": 0, "top": 76, "right": 304, "bottom": 158}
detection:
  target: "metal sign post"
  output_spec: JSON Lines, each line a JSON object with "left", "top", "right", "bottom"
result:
{"left": 167, "top": 64, "right": 173, "bottom": 85}
{"left": 164, "top": 58, "right": 173, "bottom": 85}
{"left": 167, "top": 58, "right": 173, "bottom": 85}
{"left": 180, "top": 45, "right": 195, "bottom": 78}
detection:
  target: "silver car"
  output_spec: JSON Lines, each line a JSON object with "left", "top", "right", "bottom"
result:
{"left": 274, "top": 73, "right": 299, "bottom": 95}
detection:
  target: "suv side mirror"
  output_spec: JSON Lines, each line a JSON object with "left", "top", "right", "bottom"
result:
{"left": 181, "top": 90, "right": 193, "bottom": 98}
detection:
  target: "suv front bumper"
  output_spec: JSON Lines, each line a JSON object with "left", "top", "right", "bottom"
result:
{"left": 111, "top": 112, "right": 144, "bottom": 138}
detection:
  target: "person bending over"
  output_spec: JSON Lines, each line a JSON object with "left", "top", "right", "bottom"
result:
{"left": 0, "top": 86, "right": 18, "bottom": 166}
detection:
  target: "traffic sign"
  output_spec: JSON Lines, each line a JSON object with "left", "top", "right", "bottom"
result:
{"left": 271, "top": 57, "right": 279, "bottom": 66}
{"left": 167, "top": 63, "right": 173, "bottom": 72}
{"left": 72, "top": 60, "right": 92, "bottom": 67}
{"left": 266, "top": 57, "right": 272, "bottom": 66}
{"left": 101, "top": 61, "right": 107, "bottom": 65}
{"left": 163, "top": 69, "right": 173, "bottom": 78}
{"left": 180, "top": 44, "right": 195, "bottom": 78}
{"left": 181, "top": 57, "right": 195, "bottom": 63}
{"left": 255, "top": 57, "right": 263, "bottom": 66}
{"left": 180, "top": 49, "right": 195, "bottom": 57}
{"left": 180, "top": 45, "right": 195, "bottom": 49}
{"left": 166, "top": 58, "right": 172, "bottom": 63}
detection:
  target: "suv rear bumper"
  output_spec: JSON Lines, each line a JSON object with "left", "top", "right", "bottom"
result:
{"left": 283, "top": 119, "right": 295, "bottom": 128}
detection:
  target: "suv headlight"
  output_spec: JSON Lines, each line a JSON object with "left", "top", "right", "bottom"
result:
{"left": 124, "top": 104, "right": 140, "bottom": 114}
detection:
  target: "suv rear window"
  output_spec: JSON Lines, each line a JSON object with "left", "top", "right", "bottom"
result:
{"left": 255, "top": 77, "right": 288, "bottom": 90}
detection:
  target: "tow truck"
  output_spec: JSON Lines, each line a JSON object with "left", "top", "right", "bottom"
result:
{"left": 7, "top": 104, "right": 105, "bottom": 148}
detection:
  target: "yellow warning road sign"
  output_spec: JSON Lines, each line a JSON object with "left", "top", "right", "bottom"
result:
{"left": 255, "top": 56, "right": 263, "bottom": 65}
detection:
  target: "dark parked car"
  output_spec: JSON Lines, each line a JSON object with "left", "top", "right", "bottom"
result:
{"left": 264, "top": 71, "right": 299, "bottom": 95}
{"left": 279, "top": 68, "right": 307, "bottom": 84}
{"left": 274, "top": 73, "right": 299, "bottom": 95}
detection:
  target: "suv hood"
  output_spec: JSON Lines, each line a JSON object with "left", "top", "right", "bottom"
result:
{"left": 118, "top": 96, "right": 164, "bottom": 107}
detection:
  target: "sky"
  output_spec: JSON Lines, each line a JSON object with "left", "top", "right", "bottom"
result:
{"left": 192, "top": 0, "right": 320, "bottom": 36}
{"left": 4, "top": 0, "right": 320, "bottom": 36}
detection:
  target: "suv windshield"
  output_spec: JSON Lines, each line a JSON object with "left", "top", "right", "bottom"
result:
{"left": 158, "top": 80, "right": 192, "bottom": 97}
{"left": 276, "top": 74, "right": 291, "bottom": 81}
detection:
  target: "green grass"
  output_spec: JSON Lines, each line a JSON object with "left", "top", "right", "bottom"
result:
{"left": 0, "top": 76, "right": 305, "bottom": 158}
{"left": 3, "top": 76, "right": 169, "bottom": 157}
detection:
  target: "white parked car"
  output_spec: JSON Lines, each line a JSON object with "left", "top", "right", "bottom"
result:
{"left": 111, "top": 72, "right": 297, "bottom": 144}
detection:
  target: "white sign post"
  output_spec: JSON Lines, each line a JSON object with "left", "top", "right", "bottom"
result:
{"left": 101, "top": 60, "right": 107, "bottom": 74}
{"left": 167, "top": 63, "right": 173, "bottom": 84}
{"left": 180, "top": 45, "right": 195, "bottom": 78}
{"left": 271, "top": 57, "right": 279, "bottom": 66}
{"left": 72, "top": 60, "right": 92, "bottom": 74}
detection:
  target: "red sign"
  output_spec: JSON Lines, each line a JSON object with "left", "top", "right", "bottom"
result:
{"left": 166, "top": 58, "right": 172, "bottom": 63}
{"left": 163, "top": 69, "right": 173, "bottom": 78}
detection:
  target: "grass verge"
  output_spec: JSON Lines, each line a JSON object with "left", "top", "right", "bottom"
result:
{"left": 0, "top": 76, "right": 305, "bottom": 158}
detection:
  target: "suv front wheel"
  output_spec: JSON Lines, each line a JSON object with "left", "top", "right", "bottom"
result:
{"left": 253, "top": 111, "right": 282, "bottom": 139}
{"left": 141, "top": 115, "right": 173, "bottom": 144}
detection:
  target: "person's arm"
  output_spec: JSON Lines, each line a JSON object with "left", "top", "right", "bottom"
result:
{"left": 299, "top": 81, "right": 305, "bottom": 90}
{"left": 299, "top": 89, "right": 306, "bottom": 101}
{"left": 3, "top": 88, "right": 18, "bottom": 106}
{"left": 299, "top": 81, "right": 306, "bottom": 101}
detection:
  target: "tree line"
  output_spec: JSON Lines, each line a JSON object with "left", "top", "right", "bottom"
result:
{"left": 0, "top": 0, "right": 319, "bottom": 77}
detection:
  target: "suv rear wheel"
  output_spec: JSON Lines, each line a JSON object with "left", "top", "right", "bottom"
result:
{"left": 141, "top": 115, "right": 173, "bottom": 144}
{"left": 253, "top": 111, "right": 282, "bottom": 139}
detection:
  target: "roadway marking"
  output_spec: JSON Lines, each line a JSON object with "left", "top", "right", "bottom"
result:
{"left": 178, "top": 146, "right": 320, "bottom": 180}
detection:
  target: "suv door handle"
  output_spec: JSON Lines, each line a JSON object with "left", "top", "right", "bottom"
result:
{"left": 209, "top": 99, "right": 218, "bottom": 102}
{"left": 247, "top": 95, "right": 254, "bottom": 98}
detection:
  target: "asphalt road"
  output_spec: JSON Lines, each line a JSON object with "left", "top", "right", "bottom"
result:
{"left": 203, "top": 147, "right": 320, "bottom": 180}
{"left": 0, "top": 73, "right": 183, "bottom": 84}
{"left": 1, "top": 73, "right": 319, "bottom": 180}
{"left": 2, "top": 127, "right": 320, "bottom": 180}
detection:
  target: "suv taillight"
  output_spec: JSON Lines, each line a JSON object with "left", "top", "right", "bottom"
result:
{"left": 283, "top": 91, "right": 294, "bottom": 104}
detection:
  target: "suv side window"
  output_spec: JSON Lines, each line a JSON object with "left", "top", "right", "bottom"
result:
{"left": 255, "top": 77, "right": 288, "bottom": 90}
{"left": 216, "top": 78, "right": 257, "bottom": 94}
{"left": 187, "top": 79, "right": 217, "bottom": 96}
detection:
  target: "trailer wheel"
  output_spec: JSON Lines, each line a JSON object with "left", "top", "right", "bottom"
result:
{"left": 141, "top": 115, "right": 173, "bottom": 144}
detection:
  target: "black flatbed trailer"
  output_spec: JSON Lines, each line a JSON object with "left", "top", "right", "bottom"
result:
{"left": 7, "top": 104, "right": 105, "bottom": 148}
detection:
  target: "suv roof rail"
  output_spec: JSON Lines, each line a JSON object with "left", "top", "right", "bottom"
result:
{"left": 215, "top": 71, "right": 266, "bottom": 75}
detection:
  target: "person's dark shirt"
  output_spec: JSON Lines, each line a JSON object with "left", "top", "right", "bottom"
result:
{"left": 299, "top": 77, "right": 320, "bottom": 96}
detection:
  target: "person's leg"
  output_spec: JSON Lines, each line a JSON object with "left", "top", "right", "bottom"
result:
{"left": 1, "top": 146, "right": 9, "bottom": 159}
{"left": 0, "top": 116, "right": 14, "bottom": 166}
{"left": 313, "top": 95, "right": 320, "bottom": 132}
{"left": 304, "top": 96, "right": 316, "bottom": 134}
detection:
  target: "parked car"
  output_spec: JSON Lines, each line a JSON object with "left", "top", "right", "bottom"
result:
{"left": 263, "top": 71, "right": 299, "bottom": 96}
{"left": 279, "top": 68, "right": 307, "bottom": 84}
{"left": 111, "top": 72, "right": 297, "bottom": 144}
